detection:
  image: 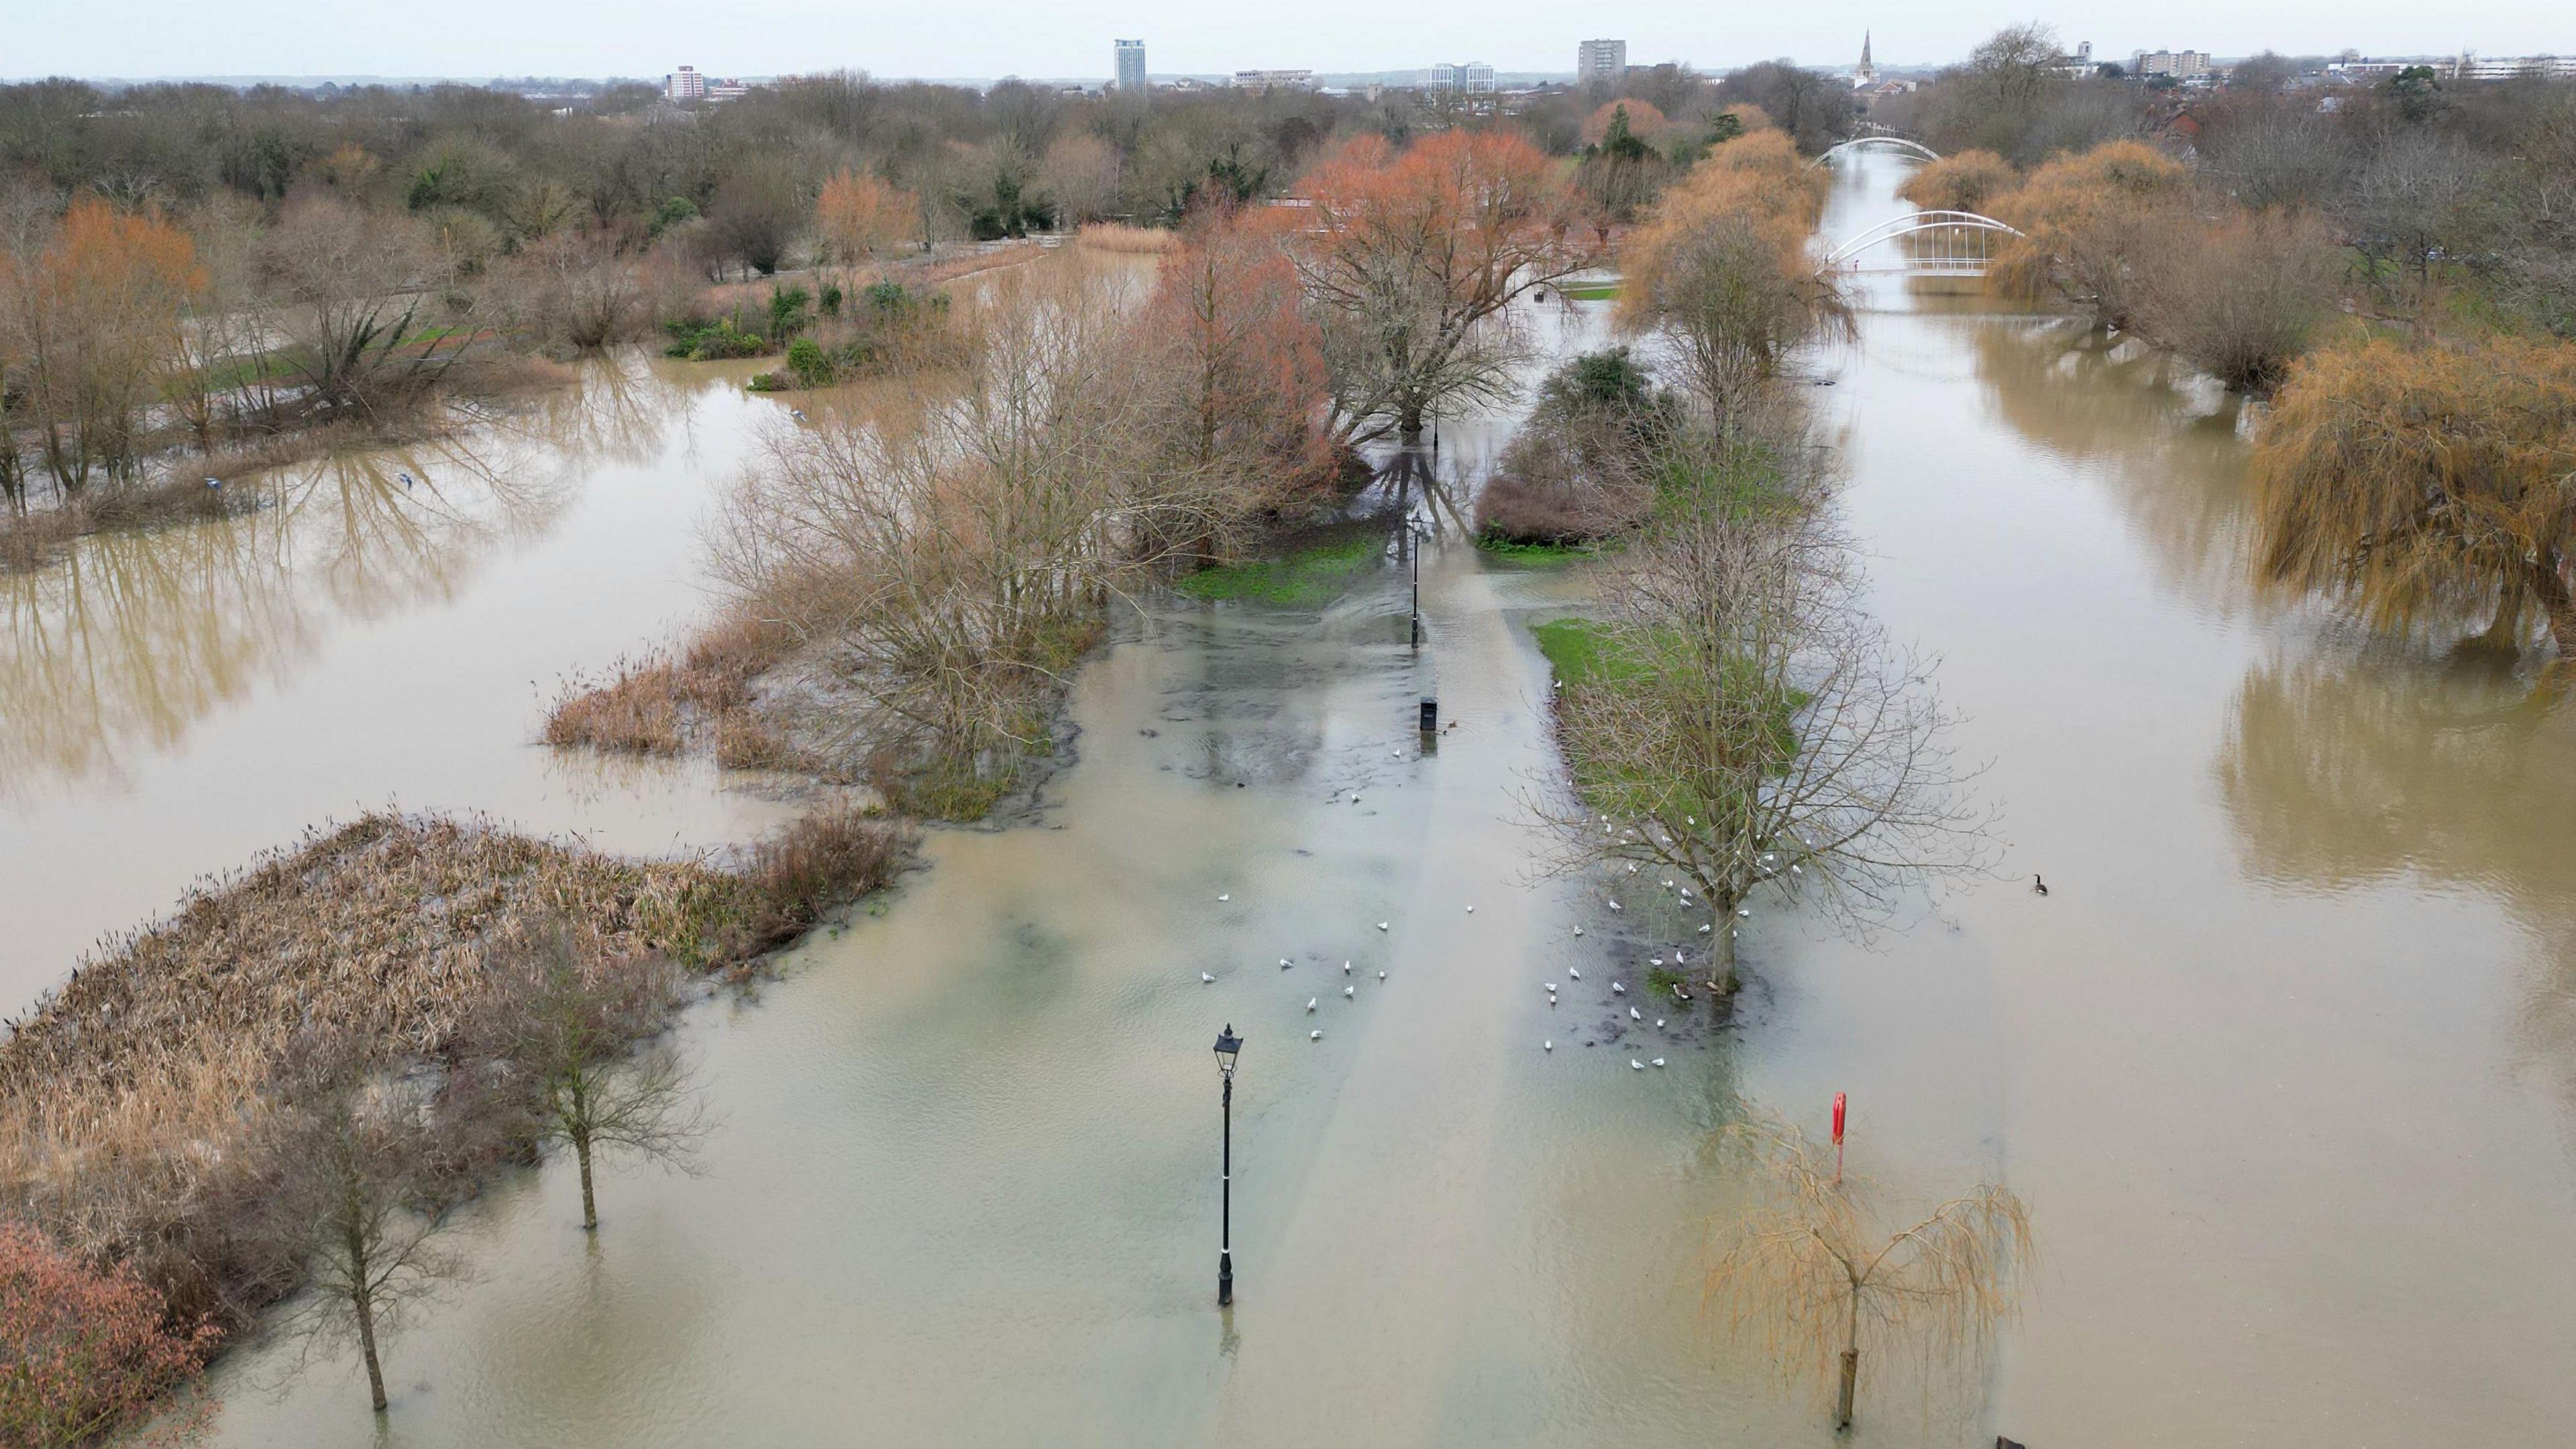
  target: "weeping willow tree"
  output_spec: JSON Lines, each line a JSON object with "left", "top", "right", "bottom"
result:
{"left": 1706, "top": 1118, "right": 2035, "bottom": 1430}
{"left": 2250, "top": 335, "right": 2576, "bottom": 656}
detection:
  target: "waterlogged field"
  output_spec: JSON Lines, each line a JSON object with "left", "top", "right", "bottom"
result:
{"left": 3, "top": 154, "right": 2569, "bottom": 1446}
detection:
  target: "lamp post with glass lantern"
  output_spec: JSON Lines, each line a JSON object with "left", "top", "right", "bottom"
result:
{"left": 1214, "top": 1025, "right": 1242, "bottom": 1305}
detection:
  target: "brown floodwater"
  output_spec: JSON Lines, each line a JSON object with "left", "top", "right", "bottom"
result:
{"left": 1, "top": 357, "right": 805, "bottom": 1003}
{"left": 22, "top": 152, "right": 2576, "bottom": 1445}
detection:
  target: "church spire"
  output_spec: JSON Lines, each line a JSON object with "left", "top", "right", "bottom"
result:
{"left": 1860, "top": 30, "right": 1875, "bottom": 80}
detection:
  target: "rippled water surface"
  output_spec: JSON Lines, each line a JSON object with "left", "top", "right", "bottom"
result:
{"left": 13, "top": 155, "right": 2571, "bottom": 1446}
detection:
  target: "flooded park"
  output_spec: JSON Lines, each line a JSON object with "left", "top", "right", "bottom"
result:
{"left": 5, "top": 151, "right": 2571, "bottom": 1446}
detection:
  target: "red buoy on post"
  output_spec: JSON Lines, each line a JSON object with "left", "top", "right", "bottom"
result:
{"left": 1831, "top": 1092, "right": 1847, "bottom": 1182}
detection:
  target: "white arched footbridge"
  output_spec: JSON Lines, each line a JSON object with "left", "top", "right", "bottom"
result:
{"left": 1819, "top": 209, "right": 2027, "bottom": 276}
{"left": 1812, "top": 136, "right": 1942, "bottom": 166}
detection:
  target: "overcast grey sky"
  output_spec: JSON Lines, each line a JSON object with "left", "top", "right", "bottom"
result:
{"left": 3, "top": 0, "right": 2561, "bottom": 80}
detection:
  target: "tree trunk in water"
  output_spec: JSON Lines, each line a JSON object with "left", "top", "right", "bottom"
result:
{"left": 355, "top": 1287, "right": 388, "bottom": 1412}
{"left": 1835, "top": 1289, "right": 1860, "bottom": 1429}
{"left": 1706, "top": 893, "right": 1742, "bottom": 1000}
{"left": 576, "top": 1128, "right": 598, "bottom": 1231}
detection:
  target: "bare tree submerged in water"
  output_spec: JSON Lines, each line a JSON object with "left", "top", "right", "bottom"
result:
{"left": 1532, "top": 425, "right": 1993, "bottom": 994}
{"left": 1705, "top": 1117, "right": 2035, "bottom": 1430}
{"left": 465, "top": 924, "right": 708, "bottom": 1232}
{"left": 236, "top": 1046, "right": 484, "bottom": 1415}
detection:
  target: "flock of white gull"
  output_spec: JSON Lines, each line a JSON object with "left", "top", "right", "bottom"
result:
{"left": 1199, "top": 795, "right": 1739, "bottom": 1073}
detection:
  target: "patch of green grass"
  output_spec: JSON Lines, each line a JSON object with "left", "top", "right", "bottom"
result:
{"left": 1177, "top": 535, "right": 1381, "bottom": 607}
{"left": 1533, "top": 618, "right": 1652, "bottom": 687}
{"left": 1476, "top": 533, "right": 1597, "bottom": 566}
{"left": 1558, "top": 282, "right": 1620, "bottom": 301}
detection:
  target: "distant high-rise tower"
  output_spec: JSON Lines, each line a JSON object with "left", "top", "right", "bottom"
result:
{"left": 1576, "top": 38, "right": 1627, "bottom": 88}
{"left": 1114, "top": 39, "right": 1148, "bottom": 92}
{"left": 1857, "top": 32, "right": 1876, "bottom": 83}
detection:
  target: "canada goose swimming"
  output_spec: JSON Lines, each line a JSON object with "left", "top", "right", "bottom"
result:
{"left": 2034, "top": 874, "right": 2050, "bottom": 896}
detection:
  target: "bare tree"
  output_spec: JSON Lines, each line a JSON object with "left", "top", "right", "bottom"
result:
{"left": 237, "top": 1052, "right": 482, "bottom": 1415}
{"left": 261, "top": 199, "right": 466, "bottom": 418}
{"left": 1706, "top": 1116, "right": 2035, "bottom": 1430}
{"left": 1534, "top": 430, "right": 1990, "bottom": 991}
{"left": 468, "top": 926, "right": 706, "bottom": 1232}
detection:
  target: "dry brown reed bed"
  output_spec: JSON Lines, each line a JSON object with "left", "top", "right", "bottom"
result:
{"left": 542, "top": 610, "right": 834, "bottom": 774}
{"left": 1073, "top": 223, "right": 1175, "bottom": 255}
{"left": 0, "top": 806, "right": 908, "bottom": 1331}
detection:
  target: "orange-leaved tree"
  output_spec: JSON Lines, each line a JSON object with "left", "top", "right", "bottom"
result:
{"left": 1986, "top": 140, "right": 2193, "bottom": 328}
{"left": 1287, "top": 129, "right": 1586, "bottom": 443}
{"left": 1619, "top": 131, "right": 1843, "bottom": 424}
{"left": 0, "top": 1220, "right": 218, "bottom": 1447}
{"left": 814, "top": 168, "right": 917, "bottom": 276}
{"left": 0, "top": 197, "right": 204, "bottom": 493}
{"left": 1893, "top": 149, "right": 2018, "bottom": 214}
{"left": 2251, "top": 335, "right": 2576, "bottom": 655}
{"left": 1142, "top": 205, "right": 1334, "bottom": 529}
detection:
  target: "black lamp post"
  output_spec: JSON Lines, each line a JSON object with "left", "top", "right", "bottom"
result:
{"left": 1214, "top": 1024, "right": 1242, "bottom": 1306}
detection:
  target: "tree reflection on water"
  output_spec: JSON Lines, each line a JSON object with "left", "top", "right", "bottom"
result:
{"left": 2216, "top": 646, "right": 2576, "bottom": 1111}
{"left": 0, "top": 360, "right": 699, "bottom": 796}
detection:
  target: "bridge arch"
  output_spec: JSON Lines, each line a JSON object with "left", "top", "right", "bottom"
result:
{"left": 1819, "top": 210, "right": 2027, "bottom": 274}
{"left": 1812, "top": 136, "right": 1942, "bottom": 166}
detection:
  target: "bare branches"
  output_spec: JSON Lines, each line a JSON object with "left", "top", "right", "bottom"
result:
{"left": 1706, "top": 1117, "right": 2035, "bottom": 1429}
{"left": 464, "top": 924, "right": 708, "bottom": 1232}
{"left": 1288, "top": 130, "right": 1589, "bottom": 441}
{"left": 1532, "top": 427, "right": 1993, "bottom": 986}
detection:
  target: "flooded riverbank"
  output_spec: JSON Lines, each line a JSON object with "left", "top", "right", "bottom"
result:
{"left": 0, "top": 358, "right": 805, "bottom": 1005}
{"left": 10, "top": 151, "right": 2571, "bottom": 1445}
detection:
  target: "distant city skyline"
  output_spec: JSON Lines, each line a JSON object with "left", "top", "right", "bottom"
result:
{"left": 5, "top": 1, "right": 2562, "bottom": 81}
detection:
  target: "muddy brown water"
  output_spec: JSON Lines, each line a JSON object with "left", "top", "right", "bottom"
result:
{"left": 7, "top": 154, "right": 2571, "bottom": 1444}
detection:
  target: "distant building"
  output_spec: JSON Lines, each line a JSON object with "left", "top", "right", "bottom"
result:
{"left": 1114, "top": 39, "right": 1148, "bottom": 93}
{"left": 1576, "top": 39, "right": 1627, "bottom": 87}
{"left": 1419, "top": 61, "right": 1497, "bottom": 93}
{"left": 2134, "top": 49, "right": 2212, "bottom": 81}
{"left": 706, "top": 80, "right": 750, "bottom": 102}
{"left": 665, "top": 66, "right": 705, "bottom": 103}
{"left": 1853, "top": 30, "right": 1876, "bottom": 85}
{"left": 1232, "top": 68, "right": 1316, "bottom": 92}
{"left": 2049, "top": 40, "right": 2096, "bottom": 79}
{"left": 2454, "top": 51, "right": 2576, "bottom": 80}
